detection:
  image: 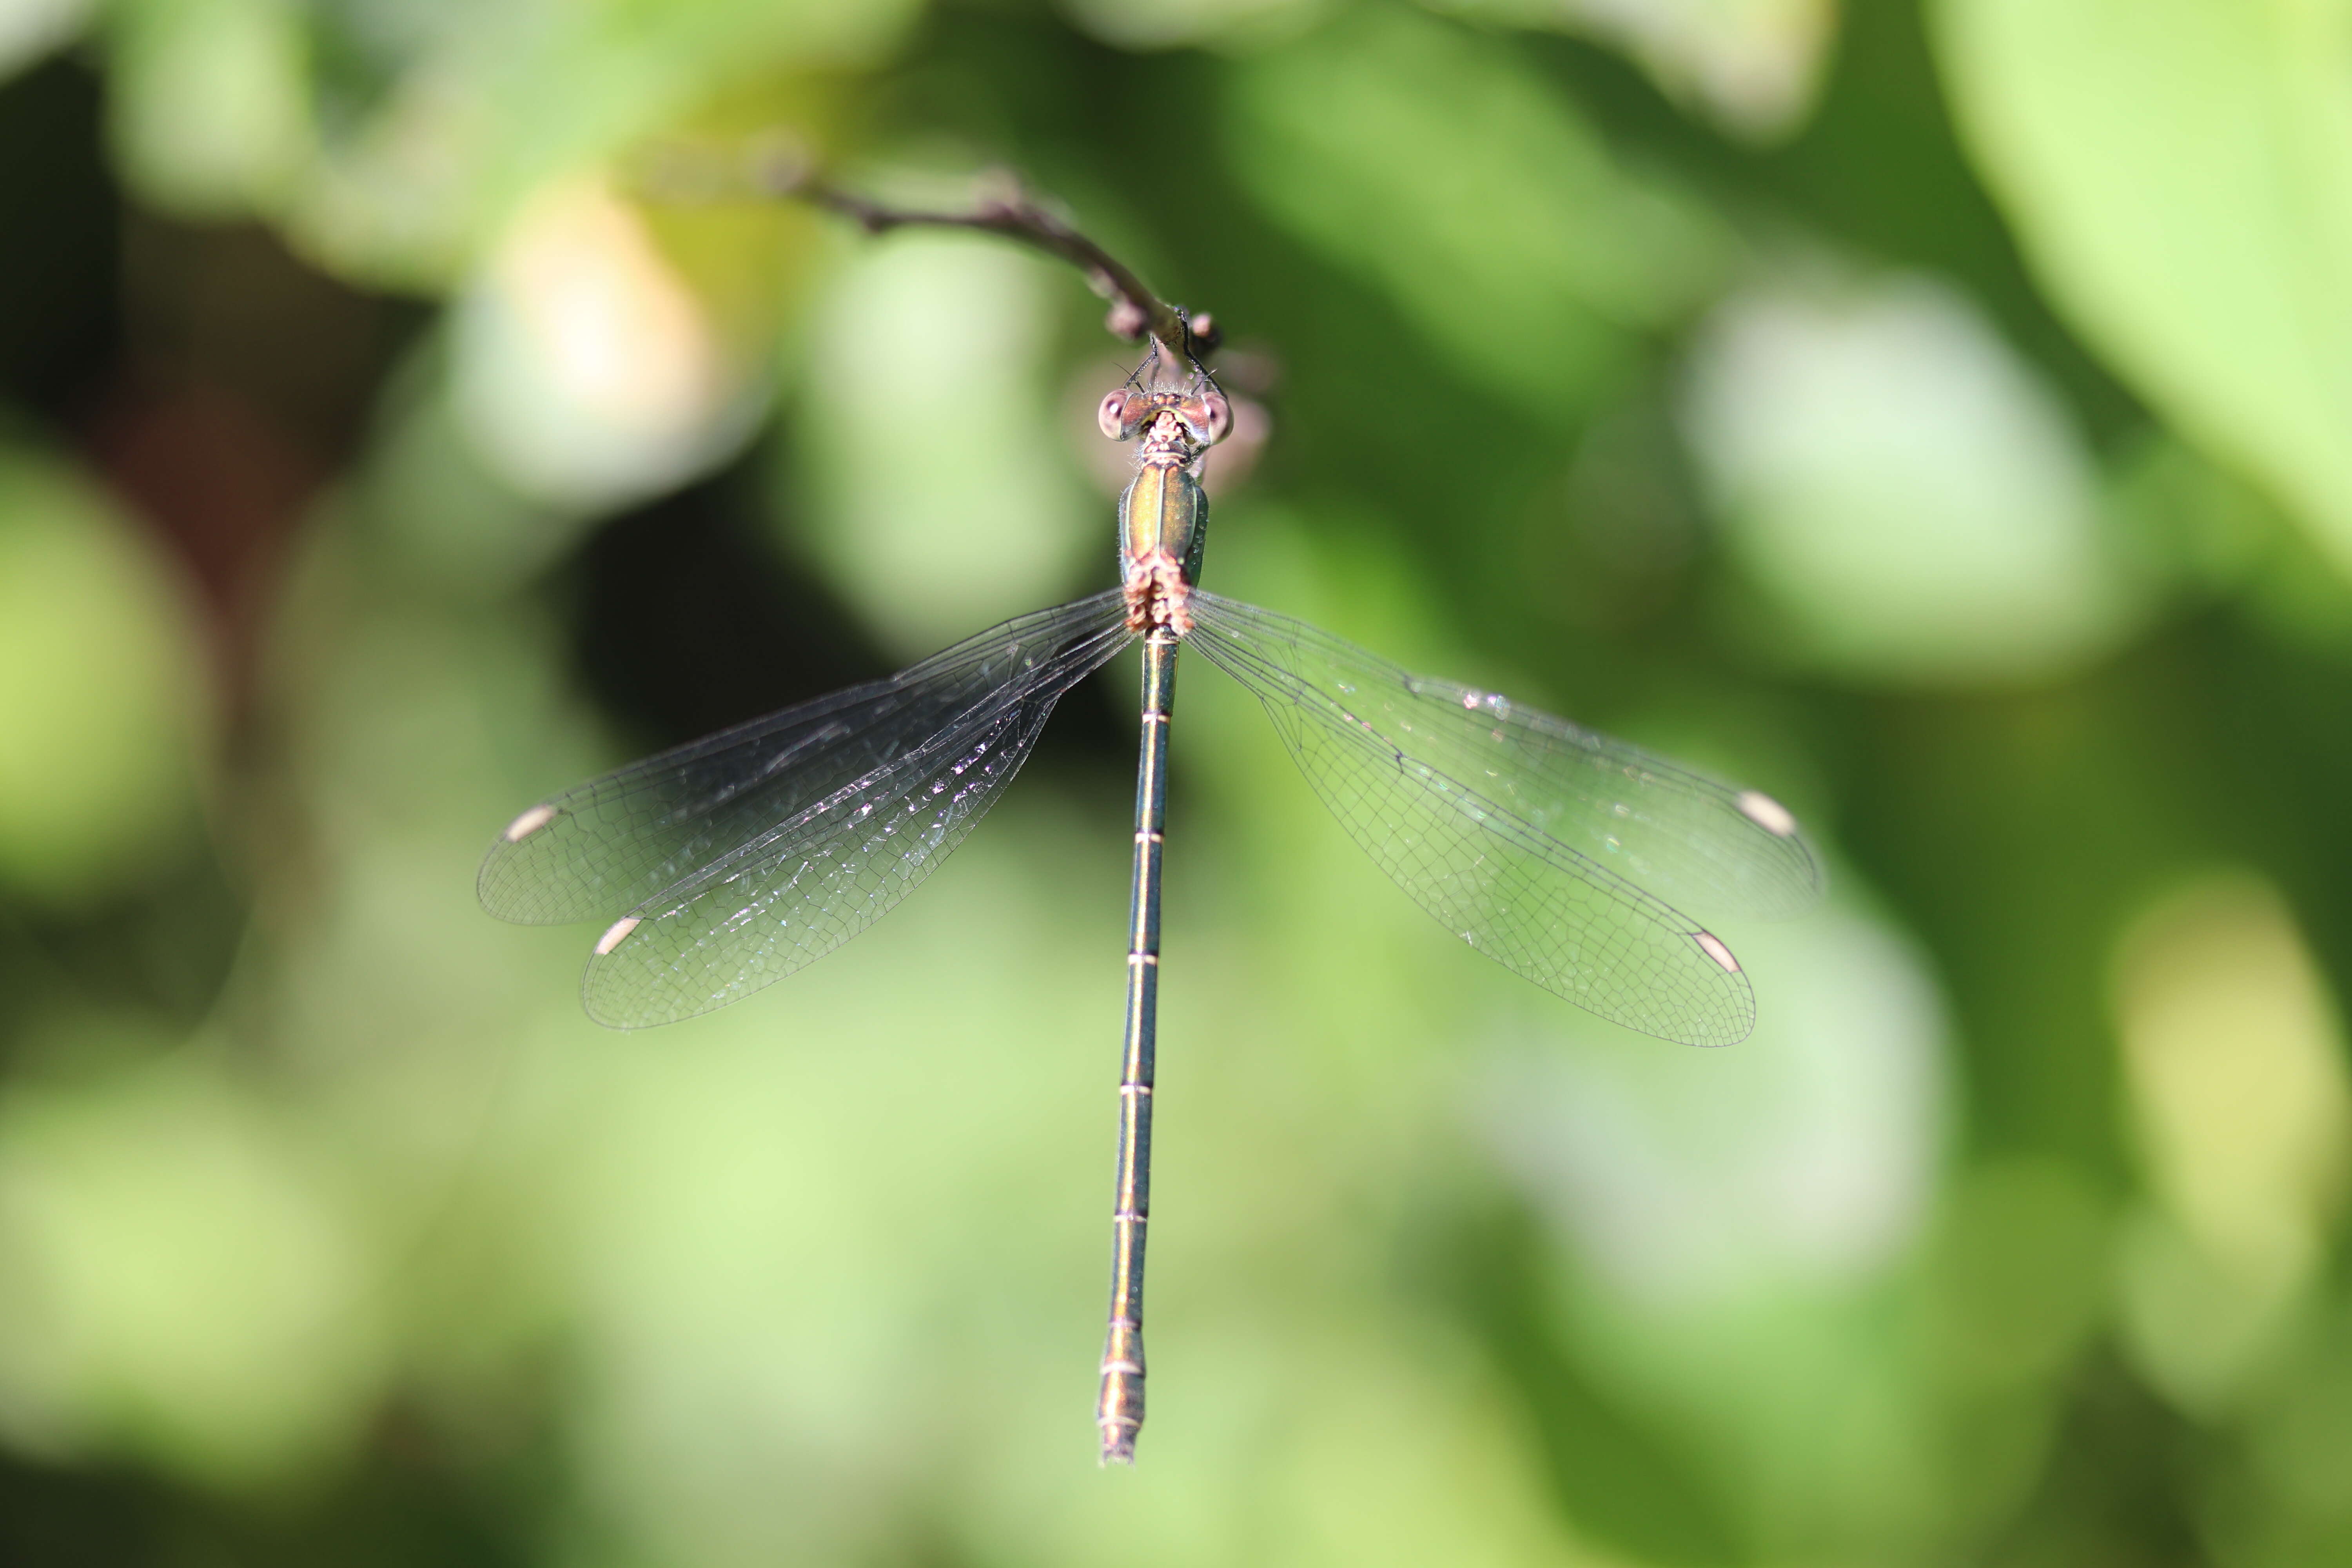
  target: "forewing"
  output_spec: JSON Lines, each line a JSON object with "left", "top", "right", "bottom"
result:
{"left": 1189, "top": 593, "right": 1818, "bottom": 919}
{"left": 480, "top": 592, "right": 1130, "bottom": 926}
{"left": 580, "top": 615, "right": 1131, "bottom": 1029}
{"left": 1189, "top": 593, "right": 1802, "bottom": 1047}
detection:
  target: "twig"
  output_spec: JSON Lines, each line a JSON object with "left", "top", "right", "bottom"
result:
{"left": 645, "top": 136, "right": 1220, "bottom": 360}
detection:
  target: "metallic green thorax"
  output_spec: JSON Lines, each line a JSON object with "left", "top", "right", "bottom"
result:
{"left": 1117, "top": 438, "right": 1209, "bottom": 590}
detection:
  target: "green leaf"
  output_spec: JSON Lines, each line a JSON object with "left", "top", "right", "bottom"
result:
{"left": 1932, "top": 0, "right": 2352, "bottom": 573}
{"left": 1425, "top": 0, "right": 1840, "bottom": 142}
{"left": 107, "top": 0, "right": 312, "bottom": 220}
{"left": 0, "top": 0, "right": 95, "bottom": 87}
{"left": 1225, "top": 5, "right": 1730, "bottom": 416}
{"left": 1681, "top": 270, "right": 2149, "bottom": 686}
{"left": 0, "top": 445, "right": 203, "bottom": 904}
{"left": 113, "top": 0, "right": 923, "bottom": 286}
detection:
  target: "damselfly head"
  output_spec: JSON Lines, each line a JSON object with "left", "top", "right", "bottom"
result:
{"left": 1098, "top": 387, "right": 1232, "bottom": 448}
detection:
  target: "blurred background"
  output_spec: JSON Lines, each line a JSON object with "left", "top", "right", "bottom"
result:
{"left": 1, "top": 0, "right": 2350, "bottom": 1561}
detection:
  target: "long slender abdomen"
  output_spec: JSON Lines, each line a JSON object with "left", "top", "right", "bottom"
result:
{"left": 1098, "top": 631, "right": 1178, "bottom": 1463}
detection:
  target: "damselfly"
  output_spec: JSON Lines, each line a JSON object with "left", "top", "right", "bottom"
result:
{"left": 479, "top": 350, "right": 1820, "bottom": 1464}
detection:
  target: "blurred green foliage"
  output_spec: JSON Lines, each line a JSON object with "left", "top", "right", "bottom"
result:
{"left": 2, "top": 0, "right": 2352, "bottom": 1563}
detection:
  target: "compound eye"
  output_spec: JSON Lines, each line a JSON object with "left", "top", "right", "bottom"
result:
{"left": 1098, "top": 390, "right": 1136, "bottom": 441}
{"left": 1199, "top": 390, "right": 1232, "bottom": 446}
{"left": 1181, "top": 391, "right": 1232, "bottom": 446}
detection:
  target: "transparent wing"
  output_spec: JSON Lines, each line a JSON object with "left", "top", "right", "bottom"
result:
{"left": 1188, "top": 592, "right": 1821, "bottom": 1047}
{"left": 573, "top": 609, "right": 1134, "bottom": 1028}
{"left": 480, "top": 591, "right": 1130, "bottom": 927}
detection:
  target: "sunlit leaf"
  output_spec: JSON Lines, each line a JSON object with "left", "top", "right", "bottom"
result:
{"left": 1225, "top": 4, "right": 1730, "bottom": 415}
{"left": 1933, "top": 0, "right": 2352, "bottom": 576}
{"left": 0, "top": 446, "right": 203, "bottom": 903}
{"left": 1061, "top": 0, "right": 1335, "bottom": 50}
{"left": 2110, "top": 873, "right": 2350, "bottom": 1408}
{"left": 1427, "top": 0, "right": 1840, "bottom": 141}
{"left": 1681, "top": 270, "right": 2147, "bottom": 686}
{"left": 107, "top": 0, "right": 312, "bottom": 218}
{"left": 290, "top": 2, "right": 919, "bottom": 285}
{"left": 448, "top": 175, "right": 769, "bottom": 511}
{"left": 0, "top": 0, "right": 93, "bottom": 85}
{"left": 789, "top": 231, "right": 1092, "bottom": 654}
{"left": 0, "top": 1057, "right": 383, "bottom": 1486}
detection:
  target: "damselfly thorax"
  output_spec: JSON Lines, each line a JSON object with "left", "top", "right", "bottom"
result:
{"left": 1100, "top": 381, "right": 1228, "bottom": 635}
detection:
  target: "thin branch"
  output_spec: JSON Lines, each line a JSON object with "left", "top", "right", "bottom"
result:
{"left": 641, "top": 136, "right": 1219, "bottom": 360}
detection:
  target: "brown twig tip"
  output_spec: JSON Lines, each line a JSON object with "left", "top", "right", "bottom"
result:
{"left": 1105, "top": 299, "right": 1151, "bottom": 341}
{"left": 644, "top": 134, "right": 1223, "bottom": 359}
{"left": 752, "top": 147, "right": 807, "bottom": 196}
